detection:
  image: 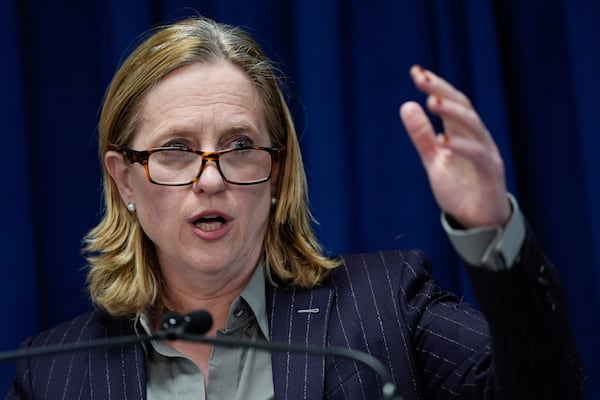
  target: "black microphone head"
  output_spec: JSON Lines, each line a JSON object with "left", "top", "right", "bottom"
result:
{"left": 182, "top": 310, "right": 213, "bottom": 334}
{"left": 159, "top": 311, "right": 183, "bottom": 331}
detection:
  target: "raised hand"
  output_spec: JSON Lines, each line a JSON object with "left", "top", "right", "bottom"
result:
{"left": 400, "top": 65, "right": 511, "bottom": 228}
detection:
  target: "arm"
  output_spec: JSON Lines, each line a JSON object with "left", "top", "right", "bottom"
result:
{"left": 463, "top": 218, "right": 584, "bottom": 399}
{"left": 400, "top": 66, "right": 584, "bottom": 398}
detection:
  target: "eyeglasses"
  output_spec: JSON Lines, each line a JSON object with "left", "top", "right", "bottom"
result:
{"left": 120, "top": 146, "right": 279, "bottom": 186}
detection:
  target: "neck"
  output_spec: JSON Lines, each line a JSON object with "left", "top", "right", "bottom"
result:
{"left": 155, "top": 263, "right": 259, "bottom": 336}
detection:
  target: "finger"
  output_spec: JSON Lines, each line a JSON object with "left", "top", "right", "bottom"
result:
{"left": 426, "top": 95, "right": 493, "bottom": 143}
{"left": 437, "top": 135, "right": 499, "bottom": 168}
{"left": 399, "top": 101, "right": 438, "bottom": 166}
{"left": 410, "top": 65, "right": 472, "bottom": 108}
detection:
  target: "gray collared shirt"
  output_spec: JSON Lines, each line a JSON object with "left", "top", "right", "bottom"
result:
{"left": 137, "top": 262, "right": 274, "bottom": 400}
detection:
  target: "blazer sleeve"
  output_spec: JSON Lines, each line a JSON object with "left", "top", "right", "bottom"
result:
{"left": 406, "top": 221, "right": 584, "bottom": 399}
{"left": 464, "top": 221, "right": 585, "bottom": 399}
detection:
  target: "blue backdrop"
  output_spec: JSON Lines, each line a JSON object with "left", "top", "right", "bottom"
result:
{"left": 1, "top": 0, "right": 598, "bottom": 397}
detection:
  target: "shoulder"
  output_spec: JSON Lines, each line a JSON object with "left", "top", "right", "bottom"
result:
{"left": 336, "top": 249, "right": 432, "bottom": 272}
{"left": 322, "top": 249, "right": 447, "bottom": 323}
{"left": 328, "top": 249, "right": 435, "bottom": 294}
{"left": 9, "top": 310, "right": 145, "bottom": 399}
{"left": 24, "top": 308, "right": 134, "bottom": 348}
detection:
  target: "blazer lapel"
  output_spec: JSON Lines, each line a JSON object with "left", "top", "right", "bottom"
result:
{"left": 267, "top": 283, "right": 334, "bottom": 400}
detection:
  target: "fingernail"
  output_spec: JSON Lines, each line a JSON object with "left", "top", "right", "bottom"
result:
{"left": 435, "top": 96, "right": 442, "bottom": 105}
{"left": 436, "top": 134, "right": 448, "bottom": 144}
{"left": 415, "top": 65, "right": 430, "bottom": 81}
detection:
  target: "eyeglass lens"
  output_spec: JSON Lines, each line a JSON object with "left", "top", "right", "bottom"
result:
{"left": 147, "top": 148, "right": 272, "bottom": 185}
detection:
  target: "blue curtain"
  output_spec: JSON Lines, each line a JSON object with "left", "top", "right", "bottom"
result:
{"left": 1, "top": 0, "right": 598, "bottom": 396}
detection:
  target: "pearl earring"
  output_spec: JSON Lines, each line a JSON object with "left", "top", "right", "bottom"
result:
{"left": 271, "top": 196, "right": 278, "bottom": 206}
{"left": 127, "top": 202, "right": 137, "bottom": 213}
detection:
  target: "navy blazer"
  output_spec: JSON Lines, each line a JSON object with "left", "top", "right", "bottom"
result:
{"left": 5, "top": 227, "right": 584, "bottom": 399}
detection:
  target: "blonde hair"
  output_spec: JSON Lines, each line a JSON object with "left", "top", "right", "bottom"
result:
{"left": 84, "top": 16, "right": 340, "bottom": 319}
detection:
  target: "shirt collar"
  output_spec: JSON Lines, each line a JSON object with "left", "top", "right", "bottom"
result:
{"left": 234, "top": 258, "right": 269, "bottom": 339}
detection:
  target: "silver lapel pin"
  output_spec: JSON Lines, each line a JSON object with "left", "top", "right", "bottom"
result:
{"left": 297, "top": 308, "right": 320, "bottom": 314}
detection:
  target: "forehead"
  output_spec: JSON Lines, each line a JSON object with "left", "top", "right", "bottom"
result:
{"left": 134, "top": 61, "right": 268, "bottom": 146}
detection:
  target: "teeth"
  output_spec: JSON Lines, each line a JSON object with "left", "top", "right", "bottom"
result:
{"left": 194, "top": 215, "right": 226, "bottom": 232}
{"left": 195, "top": 220, "right": 223, "bottom": 232}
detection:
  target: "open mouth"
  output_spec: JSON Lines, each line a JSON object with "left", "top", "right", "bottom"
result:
{"left": 193, "top": 215, "right": 227, "bottom": 232}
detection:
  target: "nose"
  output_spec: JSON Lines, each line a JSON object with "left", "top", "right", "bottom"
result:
{"left": 192, "top": 161, "right": 226, "bottom": 194}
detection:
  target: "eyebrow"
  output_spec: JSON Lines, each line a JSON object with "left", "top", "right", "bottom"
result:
{"left": 143, "top": 123, "right": 265, "bottom": 148}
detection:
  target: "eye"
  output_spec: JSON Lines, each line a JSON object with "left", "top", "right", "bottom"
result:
{"left": 162, "top": 139, "right": 192, "bottom": 150}
{"left": 228, "top": 136, "right": 253, "bottom": 149}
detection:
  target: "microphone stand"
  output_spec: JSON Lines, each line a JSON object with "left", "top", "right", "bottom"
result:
{"left": 0, "top": 313, "right": 402, "bottom": 400}
{"left": 177, "top": 332, "right": 402, "bottom": 400}
{"left": 0, "top": 312, "right": 193, "bottom": 362}
{"left": 0, "top": 332, "right": 165, "bottom": 362}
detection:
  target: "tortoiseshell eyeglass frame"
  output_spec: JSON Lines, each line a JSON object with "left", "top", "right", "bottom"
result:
{"left": 118, "top": 146, "right": 280, "bottom": 186}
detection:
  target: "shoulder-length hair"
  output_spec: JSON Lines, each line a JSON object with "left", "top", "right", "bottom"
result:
{"left": 84, "top": 16, "right": 340, "bottom": 319}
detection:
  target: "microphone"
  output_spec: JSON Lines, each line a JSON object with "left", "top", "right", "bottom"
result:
{"left": 159, "top": 310, "right": 213, "bottom": 339}
{"left": 161, "top": 310, "right": 402, "bottom": 400}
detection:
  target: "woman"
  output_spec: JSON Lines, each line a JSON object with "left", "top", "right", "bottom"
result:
{"left": 6, "top": 16, "right": 583, "bottom": 399}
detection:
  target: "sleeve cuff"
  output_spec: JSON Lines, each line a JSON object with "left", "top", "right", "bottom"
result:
{"left": 441, "top": 193, "right": 526, "bottom": 271}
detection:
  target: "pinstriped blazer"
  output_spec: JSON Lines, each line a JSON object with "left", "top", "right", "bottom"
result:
{"left": 5, "top": 227, "right": 584, "bottom": 399}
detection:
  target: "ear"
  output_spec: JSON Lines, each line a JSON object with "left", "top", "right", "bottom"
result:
{"left": 104, "top": 150, "right": 134, "bottom": 203}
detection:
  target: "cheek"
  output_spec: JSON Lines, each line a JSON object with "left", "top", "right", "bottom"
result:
{"left": 129, "top": 166, "right": 178, "bottom": 211}
{"left": 135, "top": 187, "right": 184, "bottom": 238}
{"left": 239, "top": 186, "right": 272, "bottom": 228}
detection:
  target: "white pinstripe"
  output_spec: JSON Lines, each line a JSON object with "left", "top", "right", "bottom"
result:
{"left": 438, "top": 302, "right": 487, "bottom": 324}
{"left": 284, "top": 289, "right": 296, "bottom": 399}
{"left": 104, "top": 326, "right": 112, "bottom": 400}
{"left": 77, "top": 366, "right": 89, "bottom": 398}
{"left": 330, "top": 277, "right": 367, "bottom": 399}
{"left": 380, "top": 251, "right": 421, "bottom": 398}
{"left": 133, "top": 335, "right": 144, "bottom": 400}
{"left": 439, "top": 382, "right": 461, "bottom": 397}
{"left": 42, "top": 315, "right": 82, "bottom": 400}
{"left": 120, "top": 346, "right": 127, "bottom": 399}
{"left": 329, "top": 358, "right": 348, "bottom": 399}
{"left": 425, "top": 308, "right": 488, "bottom": 338}
{"left": 88, "top": 347, "right": 93, "bottom": 400}
{"left": 321, "top": 290, "right": 333, "bottom": 395}
{"left": 416, "top": 324, "right": 478, "bottom": 353}
{"left": 340, "top": 261, "right": 372, "bottom": 356}
{"left": 301, "top": 291, "right": 315, "bottom": 400}
{"left": 60, "top": 312, "right": 94, "bottom": 400}
{"left": 358, "top": 254, "right": 392, "bottom": 389}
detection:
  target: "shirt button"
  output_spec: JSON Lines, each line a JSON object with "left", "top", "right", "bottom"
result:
{"left": 234, "top": 307, "right": 246, "bottom": 318}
